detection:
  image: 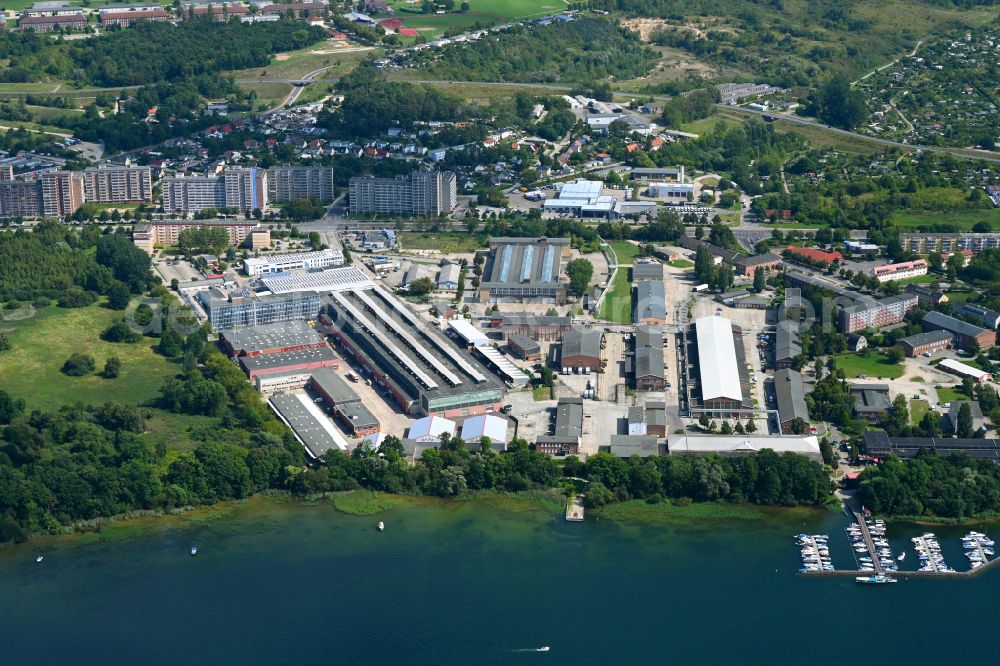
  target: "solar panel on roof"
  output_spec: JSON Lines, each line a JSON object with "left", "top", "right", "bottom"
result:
{"left": 520, "top": 245, "right": 535, "bottom": 283}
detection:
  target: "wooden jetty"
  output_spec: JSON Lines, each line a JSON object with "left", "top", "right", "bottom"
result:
{"left": 566, "top": 494, "right": 584, "bottom": 522}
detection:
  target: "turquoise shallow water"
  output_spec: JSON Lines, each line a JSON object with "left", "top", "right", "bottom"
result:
{"left": 0, "top": 497, "right": 997, "bottom": 665}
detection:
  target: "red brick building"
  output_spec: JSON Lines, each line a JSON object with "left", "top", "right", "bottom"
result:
{"left": 786, "top": 246, "right": 844, "bottom": 266}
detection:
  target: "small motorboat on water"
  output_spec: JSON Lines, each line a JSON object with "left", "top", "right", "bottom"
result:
{"left": 538, "top": 647, "right": 550, "bottom": 652}
{"left": 35, "top": 556, "right": 43, "bottom": 563}
{"left": 377, "top": 522, "right": 385, "bottom": 532}
{"left": 897, "top": 552, "right": 906, "bottom": 561}
{"left": 190, "top": 546, "right": 198, "bottom": 556}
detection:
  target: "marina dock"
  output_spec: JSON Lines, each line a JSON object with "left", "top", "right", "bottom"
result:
{"left": 852, "top": 510, "right": 885, "bottom": 576}
{"left": 798, "top": 507, "right": 999, "bottom": 581}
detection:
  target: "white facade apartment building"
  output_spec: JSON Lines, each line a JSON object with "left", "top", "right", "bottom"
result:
{"left": 82, "top": 165, "right": 154, "bottom": 204}
{"left": 349, "top": 170, "right": 456, "bottom": 216}
{"left": 872, "top": 259, "right": 928, "bottom": 283}
{"left": 162, "top": 168, "right": 267, "bottom": 213}
{"left": 224, "top": 167, "right": 268, "bottom": 213}
{"left": 268, "top": 165, "right": 337, "bottom": 203}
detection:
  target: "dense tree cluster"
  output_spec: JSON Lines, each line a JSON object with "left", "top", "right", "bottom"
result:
{"left": 0, "top": 224, "right": 151, "bottom": 305}
{"left": 859, "top": 452, "right": 1000, "bottom": 519}
{"left": 324, "top": 69, "right": 465, "bottom": 137}
{"left": 579, "top": 450, "right": 833, "bottom": 508}
{"left": 294, "top": 434, "right": 560, "bottom": 497}
{"left": 414, "top": 17, "right": 657, "bottom": 84}
{"left": 1, "top": 19, "right": 326, "bottom": 87}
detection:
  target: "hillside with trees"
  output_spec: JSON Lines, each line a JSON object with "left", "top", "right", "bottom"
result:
{"left": 414, "top": 16, "right": 657, "bottom": 83}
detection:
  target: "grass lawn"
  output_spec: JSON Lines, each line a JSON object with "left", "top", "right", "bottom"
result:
{"left": 532, "top": 385, "right": 554, "bottom": 401}
{"left": 669, "top": 259, "right": 694, "bottom": 269}
{"left": 909, "top": 399, "right": 930, "bottom": 425}
{"left": 144, "top": 411, "right": 221, "bottom": 454}
{"left": 0, "top": 302, "right": 180, "bottom": 411}
{"left": 944, "top": 291, "right": 978, "bottom": 303}
{"left": 832, "top": 351, "right": 905, "bottom": 379}
{"left": 598, "top": 242, "right": 642, "bottom": 324}
{"left": 399, "top": 231, "right": 486, "bottom": 253}
{"left": 935, "top": 386, "right": 967, "bottom": 404}
{"left": 238, "top": 82, "right": 293, "bottom": 110}
{"left": 681, "top": 114, "right": 744, "bottom": 136}
{"left": 890, "top": 209, "right": 1000, "bottom": 232}
{"left": 894, "top": 274, "right": 939, "bottom": 286}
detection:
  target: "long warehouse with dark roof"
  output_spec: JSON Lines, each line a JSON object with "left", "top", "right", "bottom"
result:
{"left": 326, "top": 285, "right": 503, "bottom": 417}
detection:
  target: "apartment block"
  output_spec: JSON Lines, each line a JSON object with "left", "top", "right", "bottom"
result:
{"left": 0, "top": 180, "right": 42, "bottom": 218}
{"left": 82, "top": 165, "right": 154, "bottom": 204}
{"left": 132, "top": 219, "right": 264, "bottom": 253}
{"left": 268, "top": 165, "right": 336, "bottom": 203}
{"left": 838, "top": 294, "right": 918, "bottom": 334}
{"left": 162, "top": 168, "right": 266, "bottom": 213}
{"left": 40, "top": 171, "right": 83, "bottom": 217}
{"left": 899, "top": 232, "right": 1000, "bottom": 255}
{"left": 349, "top": 170, "right": 456, "bottom": 216}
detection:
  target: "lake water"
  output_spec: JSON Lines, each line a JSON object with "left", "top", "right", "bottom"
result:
{"left": 0, "top": 496, "right": 997, "bottom": 665}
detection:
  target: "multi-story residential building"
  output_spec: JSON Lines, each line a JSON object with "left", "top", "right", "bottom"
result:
{"left": 899, "top": 232, "right": 1000, "bottom": 255}
{"left": 223, "top": 167, "right": 268, "bottom": 213}
{"left": 98, "top": 4, "right": 171, "bottom": 26}
{"left": 18, "top": 5, "right": 86, "bottom": 32}
{"left": 349, "top": 170, "right": 456, "bottom": 216}
{"left": 132, "top": 219, "right": 266, "bottom": 253}
{"left": 838, "top": 294, "right": 918, "bottom": 333}
{"left": 82, "top": 165, "right": 154, "bottom": 204}
{"left": 260, "top": 2, "right": 326, "bottom": 16}
{"left": 0, "top": 180, "right": 42, "bottom": 218}
{"left": 198, "top": 289, "right": 321, "bottom": 329}
{"left": 905, "top": 284, "right": 948, "bottom": 308}
{"left": 181, "top": 2, "right": 248, "bottom": 20}
{"left": 268, "top": 165, "right": 336, "bottom": 203}
{"left": 953, "top": 303, "right": 1000, "bottom": 330}
{"left": 40, "top": 171, "right": 83, "bottom": 217}
{"left": 872, "top": 259, "right": 928, "bottom": 283}
{"left": 162, "top": 168, "right": 266, "bottom": 213}
{"left": 162, "top": 174, "right": 225, "bottom": 214}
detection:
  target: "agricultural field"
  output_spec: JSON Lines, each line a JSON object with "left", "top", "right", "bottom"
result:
{"left": 0, "top": 301, "right": 179, "bottom": 411}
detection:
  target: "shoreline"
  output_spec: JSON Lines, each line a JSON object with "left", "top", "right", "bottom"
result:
{"left": 1, "top": 491, "right": 837, "bottom": 553}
